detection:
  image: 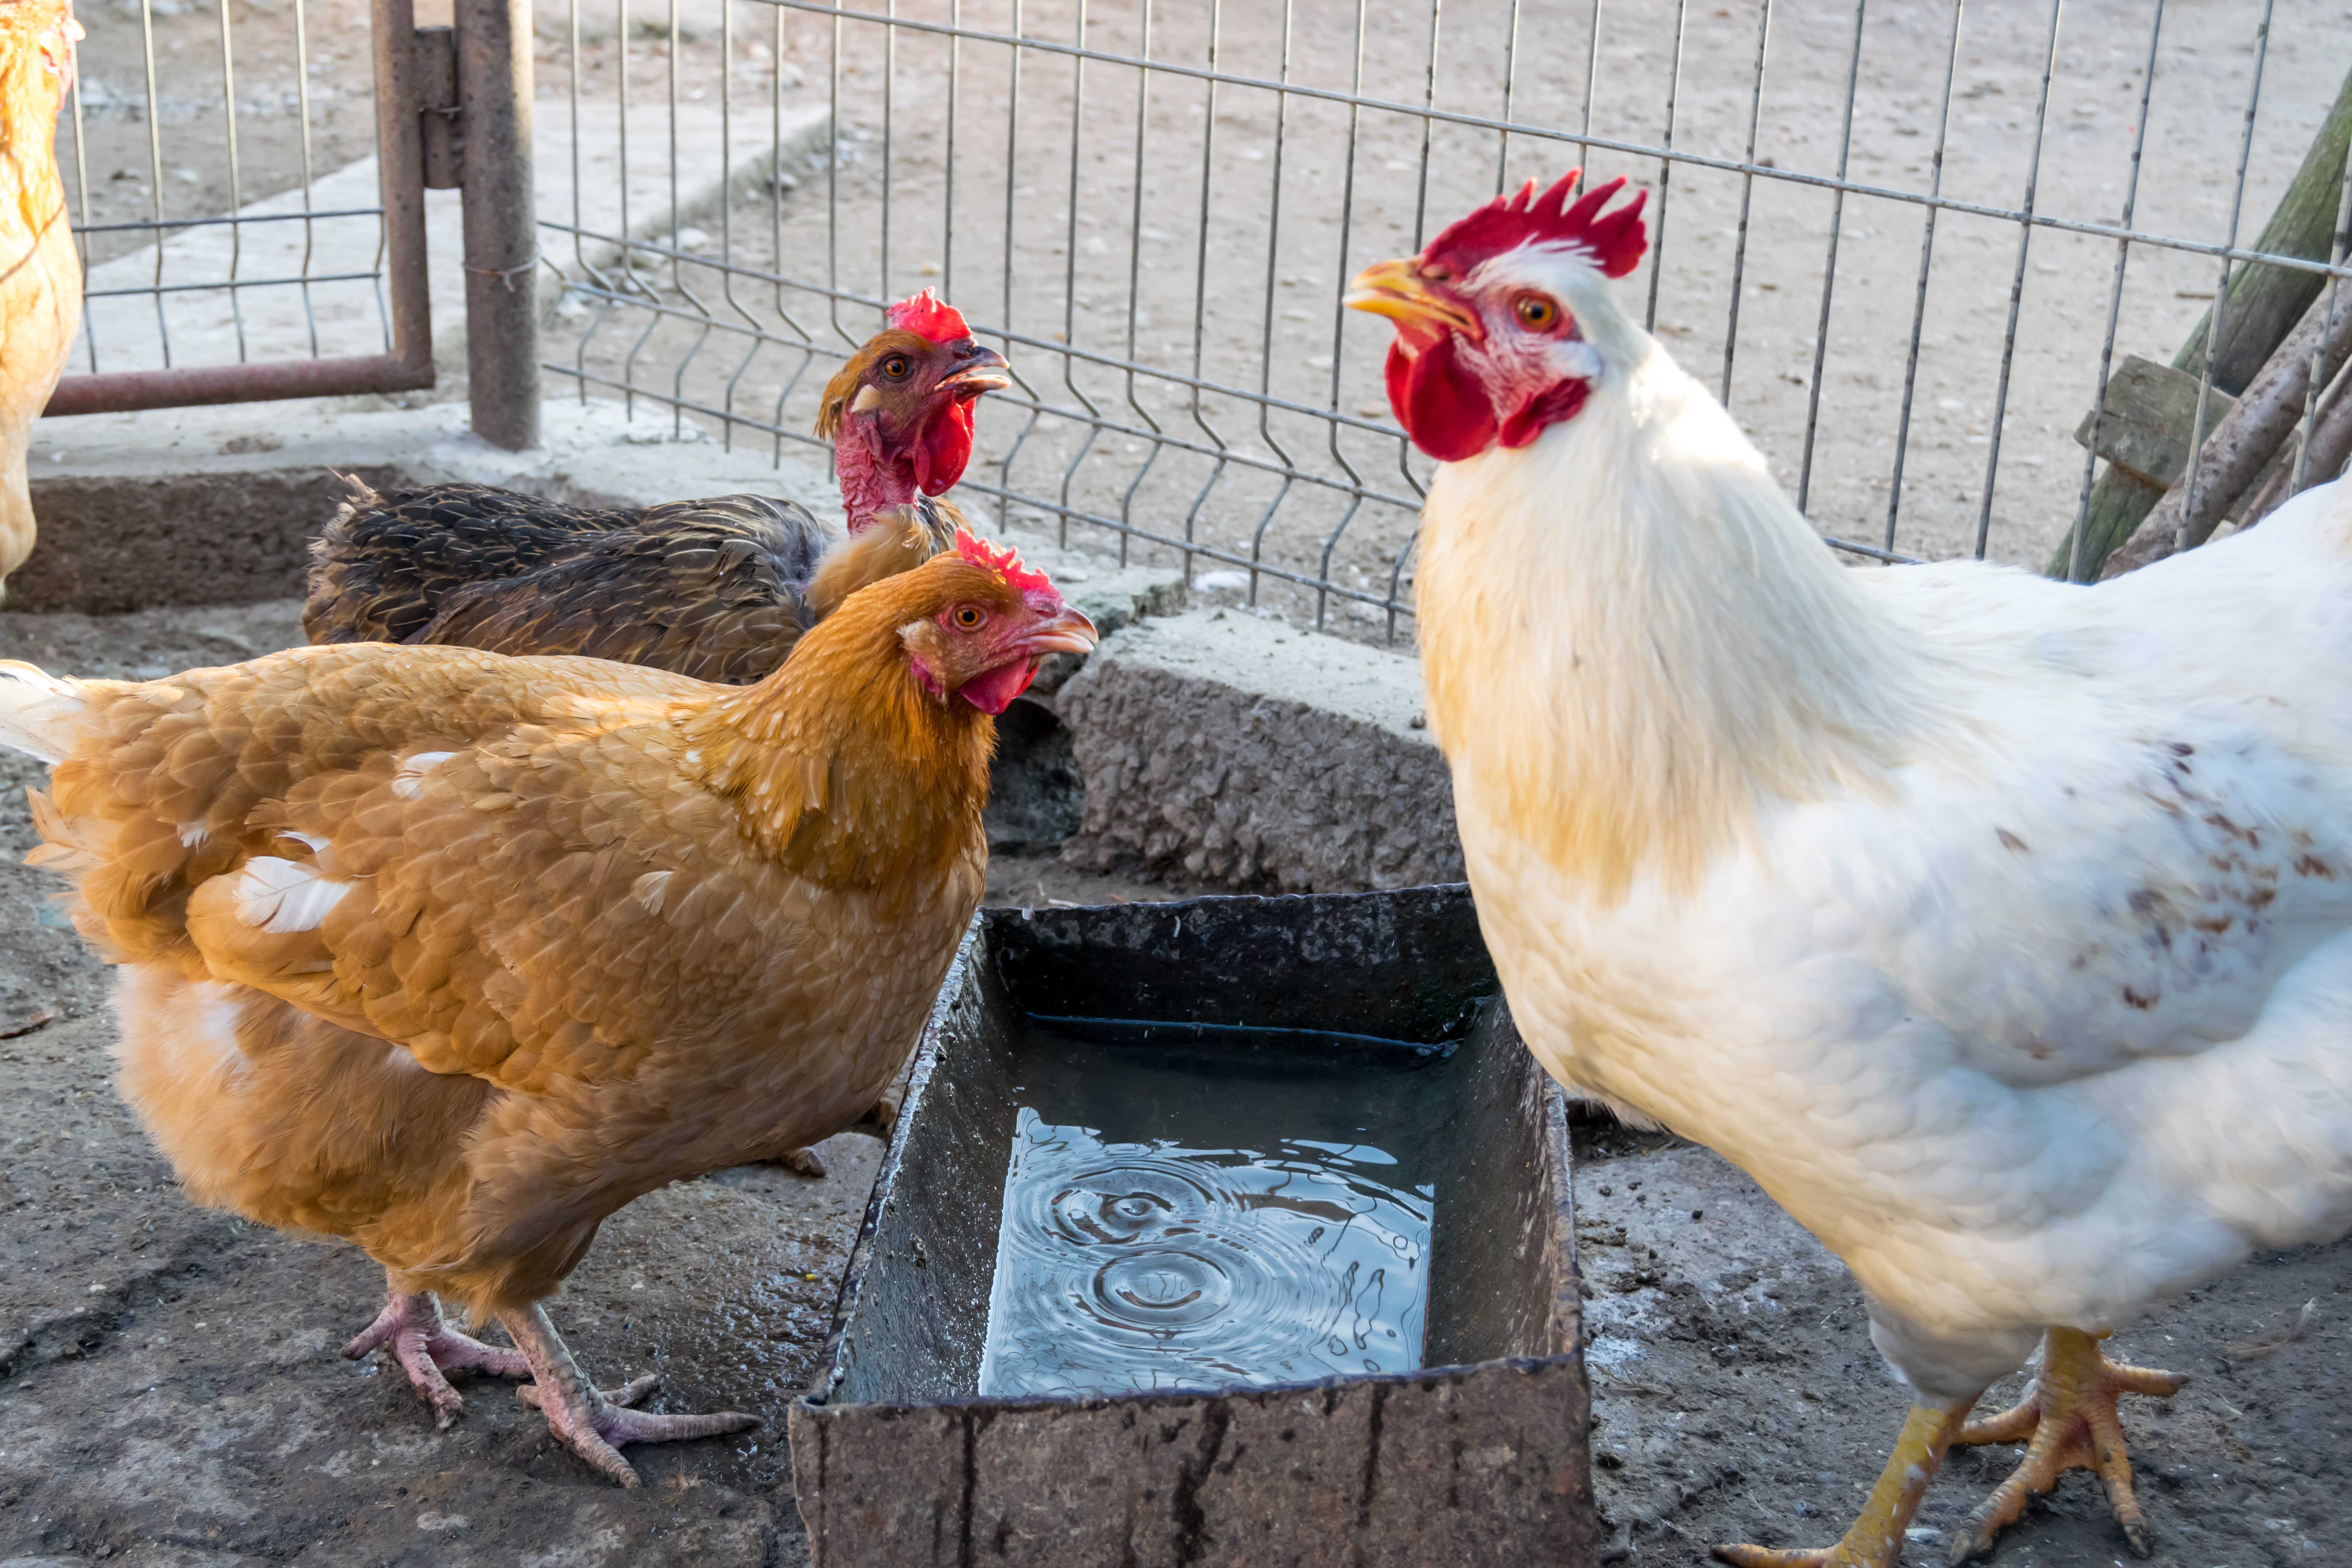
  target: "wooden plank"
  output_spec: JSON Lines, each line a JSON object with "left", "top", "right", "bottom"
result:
{"left": 2072, "top": 355, "right": 2239, "bottom": 489}
{"left": 2049, "top": 64, "right": 2352, "bottom": 579}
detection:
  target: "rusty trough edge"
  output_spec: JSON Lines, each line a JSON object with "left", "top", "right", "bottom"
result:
{"left": 787, "top": 891, "right": 1599, "bottom": 1567}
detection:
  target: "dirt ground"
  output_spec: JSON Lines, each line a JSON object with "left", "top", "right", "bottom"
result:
{"left": 1, "top": 596, "right": 2347, "bottom": 1568}
{"left": 22, "top": 5, "right": 2352, "bottom": 1558}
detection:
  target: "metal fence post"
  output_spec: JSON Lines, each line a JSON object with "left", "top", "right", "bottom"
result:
{"left": 455, "top": 0, "right": 539, "bottom": 450}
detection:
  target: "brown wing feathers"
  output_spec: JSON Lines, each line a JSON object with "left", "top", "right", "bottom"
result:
{"left": 305, "top": 483, "right": 839, "bottom": 683}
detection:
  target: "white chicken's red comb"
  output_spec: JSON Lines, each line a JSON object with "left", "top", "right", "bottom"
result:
{"left": 953, "top": 527, "right": 1055, "bottom": 597}
{"left": 1420, "top": 171, "right": 1648, "bottom": 280}
{"left": 887, "top": 289, "right": 973, "bottom": 345}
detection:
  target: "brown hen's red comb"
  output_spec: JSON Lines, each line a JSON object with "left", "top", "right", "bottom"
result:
{"left": 888, "top": 289, "right": 974, "bottom": 344}
{"left": 954, "top": 527, "right": 1056, "bottom": 597}
{"left": 1420, "top": 171, "right": 1648, "bottom": 280}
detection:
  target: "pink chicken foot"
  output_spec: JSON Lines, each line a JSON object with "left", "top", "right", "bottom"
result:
{"left": 342, "top": 1276, "right": 530, "bottom": 1429}
{"left": 501, "top": 1303, "right": 760, "bottom": 1488}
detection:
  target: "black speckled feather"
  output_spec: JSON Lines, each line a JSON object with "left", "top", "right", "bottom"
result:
{"left": 304, "top": 482, "right": 958, "bottom": 685}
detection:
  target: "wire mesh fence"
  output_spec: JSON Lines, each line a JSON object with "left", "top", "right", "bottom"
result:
{"left": 534, "top": 0, "right": 2352, "bottom": 642}
{"left": 51, "top": 0, "right": 427, "bottom": 407}
{"left": 56, "top": 0, "right": 2352, "bottom": 630}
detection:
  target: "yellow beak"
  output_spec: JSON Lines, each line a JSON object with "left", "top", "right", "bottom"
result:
{"left": 1026, "top": 604, "right": 1099, "bottom": 658}
{"left": 1344, "top": 257, "right": 1481, "bottom": 340}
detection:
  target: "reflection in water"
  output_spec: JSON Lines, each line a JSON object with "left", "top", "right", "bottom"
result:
{"left": 978, "top": 1108, "right": 1432, "bottom": 1399}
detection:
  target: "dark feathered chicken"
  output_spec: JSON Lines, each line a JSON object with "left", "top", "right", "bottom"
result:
{"left": 302, "top": 291, "right": 1009, "bottom": 686}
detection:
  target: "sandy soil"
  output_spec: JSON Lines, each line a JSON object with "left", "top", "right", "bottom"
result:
{"left": 61, "top": 0, "right": 2351, "bottom": 635}
{"left": 60, "top": 0, "right": 383, "bottom": 271}
{"left": 3, "top": 597, "right": 2348, "bottom": 1568}
{"left": 530, "top": 0, "right": 2352, "bottom": 638}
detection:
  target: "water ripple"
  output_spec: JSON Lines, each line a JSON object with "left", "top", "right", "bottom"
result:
{"left": 978, "top": 1109, "right": 1430, "bottom": 1399}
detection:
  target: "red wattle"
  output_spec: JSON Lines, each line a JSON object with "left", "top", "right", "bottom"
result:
{"left": 958, "top": 658, "right": 1037, "bottom": 715}
{"left": 1499, "top": 378, "right": 1590, "bottom": 448}
{"left": 1388, "top": 338, "right": 1498, "bottom": 463}
{"left": 914, "top": 401, "right": 978, "bottom": 494}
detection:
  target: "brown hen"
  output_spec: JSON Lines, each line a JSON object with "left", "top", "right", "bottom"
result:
{"left": 1, "top": 0, "right": 83, "bottom": 593}
{"left": 0, "top": 533, "right": 1095, "bottom": 1486}
{"left": 302, "top": 290, "right": 1010, "bottom": 678}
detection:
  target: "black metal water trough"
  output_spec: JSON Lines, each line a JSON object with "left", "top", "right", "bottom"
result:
{"left": 786, "top": 885, "right": 1597, "bottom": 1567}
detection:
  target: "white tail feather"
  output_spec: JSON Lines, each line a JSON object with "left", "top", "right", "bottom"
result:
{"left": 231, "top": 856, "right": 353, "bottom": 934}
{"left": 0, "top": 661, "right": 85, "bottom": 764}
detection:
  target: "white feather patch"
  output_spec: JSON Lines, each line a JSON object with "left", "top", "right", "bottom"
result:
{"left": 392, "top": 750, "right": 458, "bottom": 800}
{"left": 232, "top": 857, "right": 353, "bottom": 934}
{"left": 178, "top": 822, "right": 209, "bottom": 848}
{"left": 188, "top": 981, "right": 249, "bottom": 1079}
{"left": 0, "top": 662, "right": 84, "bottom": 765}
{"left": 633, "top": 869, "right": 673, "bottom": 915}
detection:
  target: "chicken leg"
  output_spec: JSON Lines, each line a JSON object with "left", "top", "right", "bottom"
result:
{"left": 500, "top": 1303, "right": 760, "bottom": 1488}
{"left": 1712, "top": 1396, "right": 1978, "bottom": 1568}
{"left": 1945, "top": 1327, "right": 2186, "bottom": 1563}
{"left": 341, "top": 1276, "right": 529, "bottom": 1428}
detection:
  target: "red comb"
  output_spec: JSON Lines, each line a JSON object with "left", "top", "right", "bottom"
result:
{"left": 888, "top": 289, "right": 973, "bottom": 345}
{"left": 1421, "top": 171, "right": 1648, "bottom": 280}
{"left": 953, "top": 527, "right": 1056, "bottom": 598}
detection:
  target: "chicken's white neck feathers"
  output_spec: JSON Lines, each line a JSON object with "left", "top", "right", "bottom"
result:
{"left": 1417, "top": 305, "right": 1952, "bottom": 898}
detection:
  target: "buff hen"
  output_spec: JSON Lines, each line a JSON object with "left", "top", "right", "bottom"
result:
{"left": 0, "top": 531, "right": 1094, "bottom": 1486}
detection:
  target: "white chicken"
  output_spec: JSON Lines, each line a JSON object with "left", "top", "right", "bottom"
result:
{"left": 1347, "top": 173, "right": 2352, "bottom": 1567}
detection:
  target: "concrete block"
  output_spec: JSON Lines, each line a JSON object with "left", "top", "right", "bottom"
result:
{"left": 16, "top": 398, "right": 812, "bottom": 611}
{"left": 1054, "top": 606, "right": 1459, "bottom": 894}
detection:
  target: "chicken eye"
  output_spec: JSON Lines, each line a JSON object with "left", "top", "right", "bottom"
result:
{"left": 1514, "top": 294, "right": 1560, "bottom": 330}
{"left": 951, "top": 605, "right": 987, "bottom": 630}
{"left": 881, "top": 355, "right": 912, "bottom": 381}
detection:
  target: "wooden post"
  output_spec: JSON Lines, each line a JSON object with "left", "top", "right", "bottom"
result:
{"left": 455, "top": 0, "right": 539, "bottom": 453}
{"left": 2053, "top": 65, "right": 2352, "bottom": 581}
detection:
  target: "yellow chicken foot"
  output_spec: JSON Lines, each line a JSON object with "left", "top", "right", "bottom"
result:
{"left": 1946, "top": 1327, "right": 2186, "bottom": 1563}
{"left": 1714, "top": 1397, "right": 1978, "bottom": 1568}
{"left": 500, "top": 1303, "right": 761, "bottom": 1488}
{"left": 340, "top": 1277, "right": 529, "bottom": 1429}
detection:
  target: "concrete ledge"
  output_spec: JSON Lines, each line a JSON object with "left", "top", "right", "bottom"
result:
{"left": 1055, "top": 607, "right": 1460, "bottom": 893}
{"left": 16, "top": 400, "right": 832, "bottom": 613}
{"left": 21, "top": 398, "right": 1184, "bottom": 628}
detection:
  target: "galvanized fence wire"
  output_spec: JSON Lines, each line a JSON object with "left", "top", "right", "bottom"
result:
{"left": 536, "top": 0, "right": 2352, "bottom": 642}
{"left": 57, "top": 0, "right": 393, "bottom": 379}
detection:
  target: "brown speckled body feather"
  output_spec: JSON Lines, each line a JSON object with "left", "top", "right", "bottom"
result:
{"left": 24, "top": 559, "right": 1009, "bottom": 1315}
{"left": 304, "top": 485, "right": 962, "bottom": 685}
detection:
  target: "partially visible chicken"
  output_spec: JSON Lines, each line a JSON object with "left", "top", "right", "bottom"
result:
{"left": 302, "top": 288, "right": 1010, "bottom": 678}
{"left": 0, "top": 0, "right": 84, "bottom": 594}
{"left": 0, "top": 531, "right": 1095, "bottom": 1486}
{"left": 1349, "top": 173, "right": 2352, "bottom": 1568}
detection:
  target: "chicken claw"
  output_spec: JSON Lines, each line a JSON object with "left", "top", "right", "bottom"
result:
{"left": 762, "top": 1145, "right": 830, "bottom": 1178}
{"left": 1713, "top": 1397, "right": 1975, "bottom": 1568}
{"left": 1946, "top": 1328, "right": 2186, "bottom": 1563}
{"left": 341, "top": 1279, "right": 528, "bottom": 1429}
{"left": 498, "top": 1303, "right": 760, "bottom": 1488}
